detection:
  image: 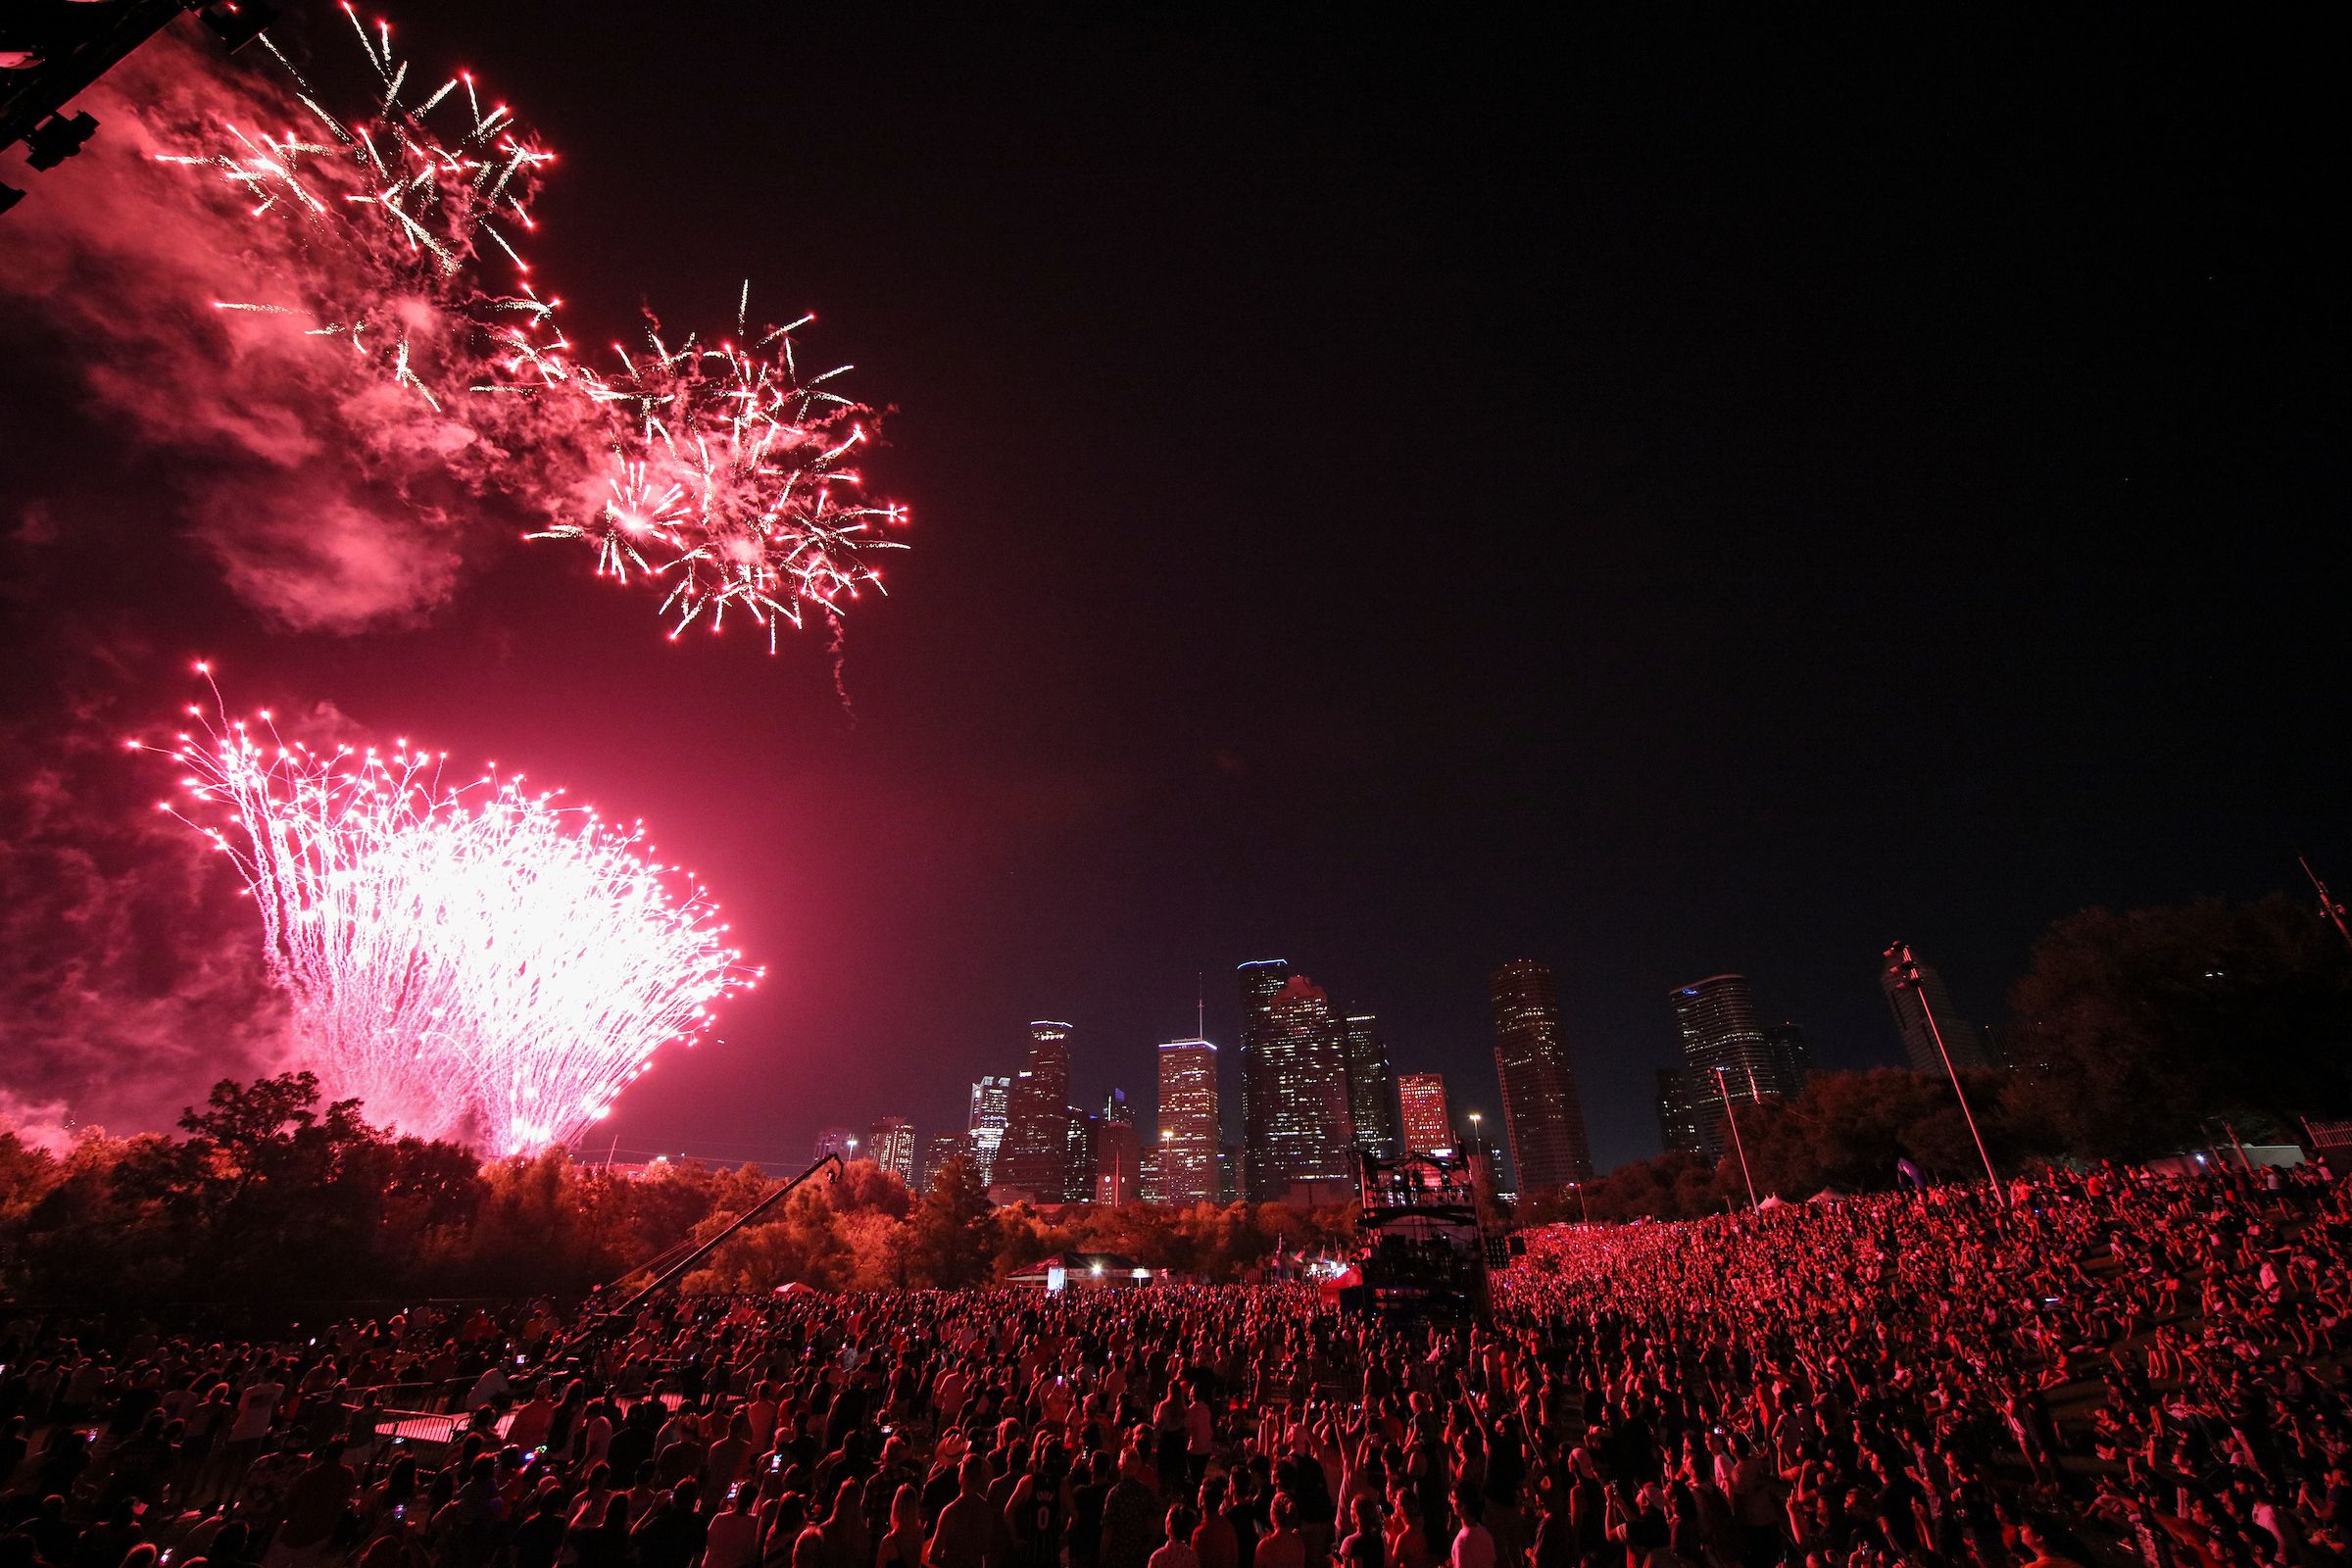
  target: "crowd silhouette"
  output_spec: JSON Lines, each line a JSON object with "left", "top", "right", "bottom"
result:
{"left": 4, "top": 1163, "right": 2346, "bottom": 1568}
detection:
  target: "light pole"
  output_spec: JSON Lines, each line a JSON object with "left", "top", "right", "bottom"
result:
{"left": 1714, "top": 1067, "right": 1759, "bottom": 1208}
{"left": 1883, "top": 943, "right": 2000, "bottom": 1194}
{"left": 2206, "top": 1117, "right": 2253, "bottom": 1172}
{"left": 1570, "top": 1180, "right": 1590, "bottom": 1224}
{"left": 2302, "top": 857, "right": 2352, "bottom": 954}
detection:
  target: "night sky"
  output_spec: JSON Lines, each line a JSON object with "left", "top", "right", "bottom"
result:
{"left": 1, "top": 10, "right": 2340, "bottom": 1172}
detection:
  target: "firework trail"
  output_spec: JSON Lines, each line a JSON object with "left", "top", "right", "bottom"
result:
{"left": 153, "top": 10, "right": 910, "bottom": 649}
{"left": 140, "top": 671, "right": 756, "bottom": 1152}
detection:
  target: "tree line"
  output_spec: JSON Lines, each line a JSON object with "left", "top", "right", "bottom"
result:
{"left": 0, "top": 1073, "right": 1355, "bottom": 1309}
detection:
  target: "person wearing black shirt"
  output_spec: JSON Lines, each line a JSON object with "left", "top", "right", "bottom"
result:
{"left": 1068, "top": 1450, "right": 1112, "bottom": 1568}
{"left": 632, "top": 1483, "right": 710, "bottom": 1568}
{"left": 511, "top": 1491, "right": 570, "bottom": 1568}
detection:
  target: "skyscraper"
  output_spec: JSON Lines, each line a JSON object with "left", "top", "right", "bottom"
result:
{"left": 1341, "top": 1012, "right": 1402, "bottom": 1157}
{"left": 865, "top": 1116, "right": 916, "bottom": 1186}
{"left": 1140, "top": 1146, "right": 1162, "bottom": 1204}
{"left": 1762, "top": 1022, "right": 1813, "bottom": 1092}
{"left": 812, "top": 1126, "right": 857, "bottom": 1162}
{"left": 1155, "top": 1038, "right": 1220, "bottom": 1205}
{"left": 1237, "top": 959, "right": 1294, "bottom": 1019}
{"left": 1235, "top": 958, "right": 1292, "bottom": 1196}
{"left": 1655, "top": 1067, "right": 1715, "bottom": 1158}
{"left": 1095, "top": 1090, "right": 1141, "bottom": 1205}
{"left": 1670, "top": 976, "right": 1802, "bottom": 1101}
{"left": 968, "top": 1075, "right": 1011, "bottom": 1182}
{"left": 1246, "top": 974, "right": 1355, "bottom": 1200}
{"left": 996, "top": 1021, "right": 1075, "bottom": 1201}
{"left": 1490, "top": 959, "right": 1593, "bottom": 1191}
{"left": 918, "top": 1131, "right": 967, "bottom": 1190}
{"left": 1396, "top": 1072, "right": 1454, "bottom": 1153}
{"left": 1879, "top": 951, "right": 1990, "bottom": 1073}
{"left": 1066, "top": 1104, "right": 1097, "bottom": 1204}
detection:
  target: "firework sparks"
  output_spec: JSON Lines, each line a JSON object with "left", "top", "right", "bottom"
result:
{"left": 154, "top": 4, "right": 560, "bottom": 416}
{"left": 139, "top": 670, "right": 756, "bottom": 1153}
{"left": 139, "top": 5, "right": 909, "bottom": 650}
{"left": 521, "top": 302, "right": 909, "bottom": 649}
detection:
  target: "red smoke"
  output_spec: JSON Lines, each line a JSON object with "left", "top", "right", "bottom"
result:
{"left": 0, "top": 27, "right": 596, "bottom": 631}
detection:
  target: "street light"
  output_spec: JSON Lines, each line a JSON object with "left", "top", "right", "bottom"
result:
{"left": 1883, "top": 943, "right": 2000, "bottom": 1194}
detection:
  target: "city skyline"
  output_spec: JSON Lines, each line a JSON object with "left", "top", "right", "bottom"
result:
{"left": 764, "top": 957, "right": 1832, "bottom": 1197}
{"left": 632, "top": 945, "right": 2017, "bottom": 1186}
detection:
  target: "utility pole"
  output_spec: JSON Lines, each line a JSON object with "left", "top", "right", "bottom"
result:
{"left": 1714, "top": 1067, "right": 1759, "bottom": 1208}
{"left": 1884, "top": 943, "right": 2001, "bottom": 1194}
{"left": 2207, "top": 1116, "right": 2253, "bottom": 1172}
{"left": 2301, "top": 857, "right": 2352, "bottom": 953}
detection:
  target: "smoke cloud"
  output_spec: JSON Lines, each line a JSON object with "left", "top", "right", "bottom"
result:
{"left": 0, "top": 697, "right": 287, "bottom": 1143}
{"left": 0, "top": 30, "right": 592, "bottom": 631}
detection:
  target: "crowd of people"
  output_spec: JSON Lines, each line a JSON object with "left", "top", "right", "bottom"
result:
{"left": 3, "top": 1163, "right": 2347, "bottom": 1568}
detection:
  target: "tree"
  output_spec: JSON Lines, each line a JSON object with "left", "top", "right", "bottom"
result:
{"left": 828, "top": 1157, "right": 912, "bottom": 1220}
{"left": 109, "top": 1072, "right": 395, "bottom": 1293}
{"left": 0, "top": 1131, "right": 60, "bottom": 1230}
{"left": 1739, "top": 1068, "right": 2036, "bottom": 1194}
{"left": 2007, "top": 895, "right": 2352, "bottom": 1159}
{"left": 904, "top": 1154, "right": 996, "bottom": 1287}
{"left": 1578, "top": 1150, "right": 1730, "bottom": 1221}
